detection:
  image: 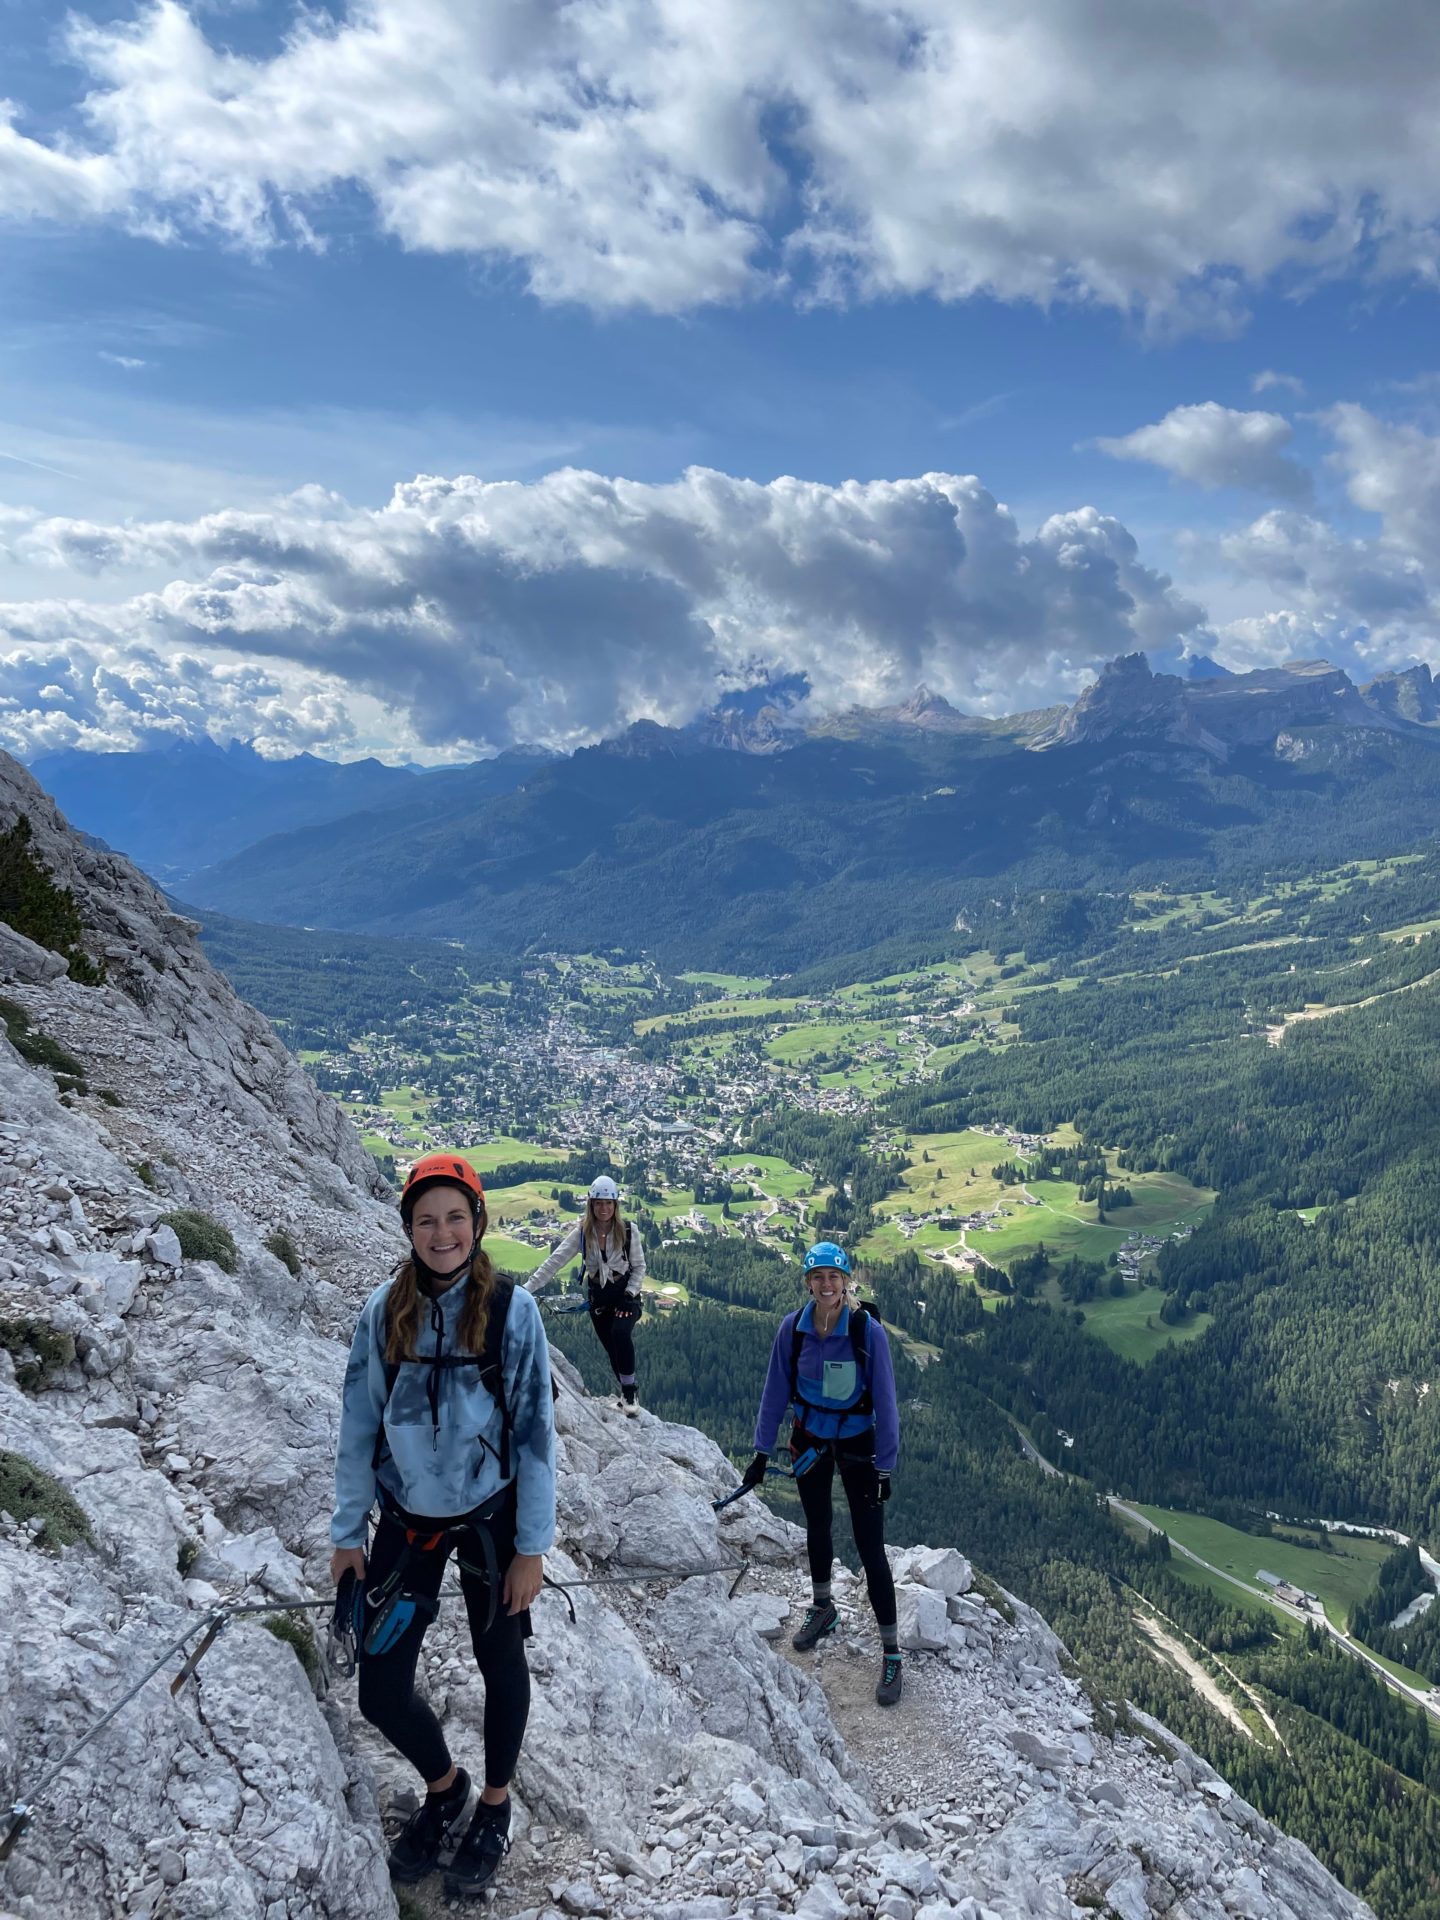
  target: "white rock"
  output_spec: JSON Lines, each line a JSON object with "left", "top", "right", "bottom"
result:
{"left": 904, "top": 1546, "right": 973, "bottom": 1597}
{"left": 895, "top": 1583, "right": 949, "bottom": 1651}
{"left": 143, "top": 1226, "right": 183, "bottom": 1268}
{"left": 795, "top": 1874, "right": 848, "bottom": 1919}
{"left": 732, "top": 1590, "right": 792, "bottom": 1640}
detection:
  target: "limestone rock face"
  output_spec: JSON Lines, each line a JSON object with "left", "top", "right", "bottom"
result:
{"left": 1039, "top": 653, "right": 1413, "bottom": 760}
{"left": 0, "top": 754, "right": 1375, "bottom": 1920}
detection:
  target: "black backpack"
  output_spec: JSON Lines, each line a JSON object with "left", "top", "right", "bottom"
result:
{"left": 787, "top": 1300, "right": 878, "bottom": 1420}
{"left": 373, "top": 1278, "right": 517, "bottom": 1477}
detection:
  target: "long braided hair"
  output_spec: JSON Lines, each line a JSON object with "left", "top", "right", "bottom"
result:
{"left": 386, "top": 1191, "right": 496, "bottom": 1362}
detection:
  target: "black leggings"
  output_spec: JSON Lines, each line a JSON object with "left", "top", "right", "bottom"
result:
{"left": 356, "top": 1498, "right": 530, "bottom": 1790}
{"left": 589, "top": 1286, "right": 639, "bottom": 1380}
{"left": 793, "top": 1430, "right": 897, "bottom": 1629}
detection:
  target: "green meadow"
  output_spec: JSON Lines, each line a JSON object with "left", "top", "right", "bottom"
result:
{"left": 1135, "top": 1506, "right": 1391, "bottom": 1628}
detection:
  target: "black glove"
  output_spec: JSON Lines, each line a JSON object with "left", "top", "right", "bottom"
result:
{"left": 876, "top": 1472, "right": 892, "bottom": 1504}
{"left": 741, "top": 1451, "right": 769, "bottom": 1490}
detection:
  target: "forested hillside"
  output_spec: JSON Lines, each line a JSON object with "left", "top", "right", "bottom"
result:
{"left": 187, "top": 715, "right": 1440, "bottom": 969}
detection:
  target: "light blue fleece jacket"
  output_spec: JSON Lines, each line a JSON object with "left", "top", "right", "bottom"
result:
{"left": 331, "top": 1276, "right": 556, "bottom": 1555}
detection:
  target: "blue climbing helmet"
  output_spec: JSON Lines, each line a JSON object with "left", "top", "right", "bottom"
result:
{"left": 803, "top": 1241, "right": 851, "bottom": 1275}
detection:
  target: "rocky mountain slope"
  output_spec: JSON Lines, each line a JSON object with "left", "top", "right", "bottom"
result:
{"left": 1036, "top": 655, "right": 1438, "bottom": 757}
{"left": 0, "top": 753, "right": 1374, "bottom": 1920}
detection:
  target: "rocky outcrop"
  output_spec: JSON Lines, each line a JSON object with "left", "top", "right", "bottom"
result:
{"left": 0, "top": 755, "right": 1374, "bottom": 1920}
{"left": 1361, "top": 662, "right": 1440, "bottom": 726}
{"left": 1038, "top": 654, "right": 1425, "bottom": 760}
{"left": 0, "top": 753, "right": 383, "bottom": 1210}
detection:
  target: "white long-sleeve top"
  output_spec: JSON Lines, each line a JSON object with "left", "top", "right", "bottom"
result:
{"left": 525, "top": 1218, "right": 646, "bottom": 1298}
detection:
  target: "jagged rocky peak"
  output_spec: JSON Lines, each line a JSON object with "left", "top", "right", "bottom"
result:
{"left": 894, "top": 685, "right": 966, "bottom": 724}
{"left": 1362, "top": 661, "right": 1440, "bottom": 725}
{"left": 0, "top": 757, "right": 1374, "bottom": 1919}
{"left": 1042, "top": 654, "right": 1418, "bottom": 759}
{"left": 817, "top": 685, "right": 981, "bottom": 740}
{"left": 690, "top": 675, "right": 809, "bottom": 754}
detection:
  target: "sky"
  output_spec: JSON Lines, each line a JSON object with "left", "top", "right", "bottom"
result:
{"left": 3, "top": 0, "right": 1440, "bottom": 762}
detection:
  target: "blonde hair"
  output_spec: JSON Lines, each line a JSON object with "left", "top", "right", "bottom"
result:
{"left": 386, "top": 1194, "right": 496, "bottom": 1362}
{"left": 582, "top": 1195, "right": 629, "bottom": 1262}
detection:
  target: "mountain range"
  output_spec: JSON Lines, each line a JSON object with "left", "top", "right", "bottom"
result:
{"left": 31, "top": 737, "right": 552, "bottom": 888}
{"left": 32, "top": 655, "right": 1440, "bottom": 969}
{"left": 0, "top": 746, "right": 1368, "bottom": 1920}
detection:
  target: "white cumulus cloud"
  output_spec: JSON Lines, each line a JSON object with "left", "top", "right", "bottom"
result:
{"left": 1252, "top": 370, "right": 1305, "bottom": 396}
{"left": 0, "top": 1, "right": 1437, "bottom": 322}
{"left": 1324, "top": 403, "right": 1440, "bottom": 559}
{"left": 0, "top": 464, "right": 1213, "bottom": 756}
{"left": 1096, "top": 403, "right": 1312, "bottom": 500}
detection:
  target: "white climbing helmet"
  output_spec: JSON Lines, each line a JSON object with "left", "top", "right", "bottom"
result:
{"left": 588, "top": 1175, "right": 620, "bottom": 1201}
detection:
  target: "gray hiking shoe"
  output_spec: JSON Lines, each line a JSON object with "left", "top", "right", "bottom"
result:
{"left": 876, "top": 1653, "right": 904, "bottom": 1706}
{"left": 791, "top": 1600, "right": 839, "bottom": 1651}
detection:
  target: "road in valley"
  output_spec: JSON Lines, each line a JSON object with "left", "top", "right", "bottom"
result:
{"left": 1106, "top": 1497, "right": 1440, "bottom": 1725}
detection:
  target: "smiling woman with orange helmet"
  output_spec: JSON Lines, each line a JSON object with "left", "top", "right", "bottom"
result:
{"left": 329, "top": 1152, "right": 555, "bottom": 1899}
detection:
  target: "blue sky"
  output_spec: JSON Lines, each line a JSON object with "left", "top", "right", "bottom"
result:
{"left": 3, "top": 0, "right": 1440, "bottom": 760}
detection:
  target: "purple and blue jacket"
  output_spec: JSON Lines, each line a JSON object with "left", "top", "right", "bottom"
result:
{"left": 753, "top": 1300, "right": 900, "bottom": 1472}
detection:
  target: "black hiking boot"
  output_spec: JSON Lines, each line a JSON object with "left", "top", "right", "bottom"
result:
{"left": 443, "top": 1796, "right": 511, "bottom": 1898}
{"left": 387, "top": 1767, "right": 471, "bottom": 1882}
{"left": 621, "top": 1382, "right": 640, "bottom": 1415}
{"left": 791, "top": 1600, "right": 839, "bottom": 1651}
{"left": 876, "top": 1653, "right": 904, "bottom": 1707}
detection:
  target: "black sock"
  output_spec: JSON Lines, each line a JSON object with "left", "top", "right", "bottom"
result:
{"left": 476, "top": 1795, "right": 510, "bottom": 1826}
{"left": 429, "top": 1767, "right": 468, "bottom": 1809}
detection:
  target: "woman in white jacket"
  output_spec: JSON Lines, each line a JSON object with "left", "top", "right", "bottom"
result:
{"left": 526, "top": 1175, "right": 646, "bottom": 1412}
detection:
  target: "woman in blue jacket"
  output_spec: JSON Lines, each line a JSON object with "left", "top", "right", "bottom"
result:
{"left": 330, "top": 1152, "right": 556, "bottom": 1897}
{"left": 743, "top": 1240, "right": 903, "bottom": 1706}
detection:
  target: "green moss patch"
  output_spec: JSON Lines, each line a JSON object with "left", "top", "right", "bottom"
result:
{"left": 262, "top": 1612, "right": 321, "bottom": 1687}
{"left": 160, "top": 1209, "right": 239, "bottom": 1274}
{"left": 264, "top": 1228, "right": 302, "bottom": 1276}
{"left": 0, "top": 1313, "right": 77, "bottom": 1390}
{"left": 0, "top": 1448, "right": 92, "bottom": 1547}
{"left": 0, "top": 996, "right": 86, "bottom": 1082}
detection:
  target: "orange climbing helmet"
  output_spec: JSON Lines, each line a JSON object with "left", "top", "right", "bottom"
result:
{"left": 399, "top": 1151, "right": 486, "bottom": 1222}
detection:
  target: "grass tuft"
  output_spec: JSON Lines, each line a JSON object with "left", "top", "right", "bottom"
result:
{"left": 160, "top": 1209, "right": 239, "bottom": 1274}
{"left": 0, "top": 1448, "right": 92, "bottom": 1547}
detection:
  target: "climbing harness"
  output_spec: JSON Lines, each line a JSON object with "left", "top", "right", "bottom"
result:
{"left": 543, "top": 1297, "right": 590, "bottom": 1316}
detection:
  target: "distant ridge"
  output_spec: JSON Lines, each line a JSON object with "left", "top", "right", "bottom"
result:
{"left": 1037, "top": 653, "right": 1431, "bottom": 758}
{"left": 29, "top": 738, "right": 550, "bottom": 889}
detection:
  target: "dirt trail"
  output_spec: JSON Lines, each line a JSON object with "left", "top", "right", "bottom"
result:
{"left": 1133, "top": 1613, "right": 1253, "bottom": 1742}
{"left": 1264, "top": 966, "right": 1440, "bottom": 1045}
